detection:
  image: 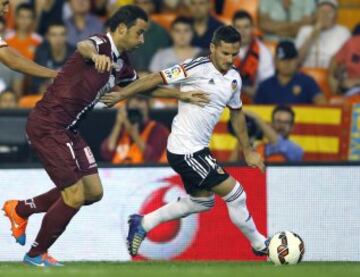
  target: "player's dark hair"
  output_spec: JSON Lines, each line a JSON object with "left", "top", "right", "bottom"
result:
{"left": 15, "top": 3, "right": 35, "bottom": 17}
{"left": 211, "top": 26, "right": 241, "bottom": 46}
{"left": 108, "top": 5, "right": 148, "bottom": 32}
{"left": 232, "top": 10, "right": 253, "bottom": 25}
{"left": 171, "top": 16, "right": 194, "bottom": 29}
{"left": 46, "top": 21, "right": 66, "bottom": 33}
{"left": 272, "top": 105, "right": 295, "bottom": 123}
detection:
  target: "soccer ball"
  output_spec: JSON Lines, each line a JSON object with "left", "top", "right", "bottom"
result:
{"left": 268, "top": 231, "right": 305, "bottom": 265}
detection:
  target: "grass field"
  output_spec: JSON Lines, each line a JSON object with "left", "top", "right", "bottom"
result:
{"left": 0, "top": 262, "right": 359, "bottom": 277}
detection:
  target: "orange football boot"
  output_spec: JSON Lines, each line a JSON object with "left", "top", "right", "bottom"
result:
{"left": 2, "top": 200, "right": 28, "bottom": 245}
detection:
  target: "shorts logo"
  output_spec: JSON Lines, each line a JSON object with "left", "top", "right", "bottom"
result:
{"left": 217, "top": 167, "right": 225, "bottom": 174}
{"left": 84, "top": 147, "right": 96, "bottom": 165}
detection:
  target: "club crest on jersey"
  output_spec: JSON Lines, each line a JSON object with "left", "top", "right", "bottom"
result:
{"left": 231, "top": 79, "right": 238, "bottom": 91}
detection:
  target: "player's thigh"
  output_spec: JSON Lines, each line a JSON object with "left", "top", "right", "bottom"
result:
{"left": 82, "top": 173, "right": 103, "bottom": 200}
{"left": 211, "top": 176, "right": 237, "bottom": 197}
{"left": 61, "top": 180, "right": 86, "bottom": 209}
{"left": 27, "top": 129, "right": 85, "bottom": 190}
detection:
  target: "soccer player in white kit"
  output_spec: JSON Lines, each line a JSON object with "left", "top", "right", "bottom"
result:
{"left": 123, "top": 25, "right": 269, "bottom": 258}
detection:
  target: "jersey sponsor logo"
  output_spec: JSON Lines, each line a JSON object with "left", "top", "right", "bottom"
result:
{"left": 161, "top": 65, "right": 186, "bottom": 85}
{"left": 208, "top": 78, "right": 215, "bottom": 85}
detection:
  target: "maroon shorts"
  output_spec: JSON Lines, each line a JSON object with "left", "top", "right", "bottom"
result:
{"left": 26, "top": 114, "right": 98, "bottom": 190}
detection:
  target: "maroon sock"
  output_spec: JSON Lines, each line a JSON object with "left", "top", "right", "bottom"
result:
{"left": 16, "top": 188, "right": 60, "bottom": 218}
{"left": 27, "top": 197, "right": 79, "bottom": 257}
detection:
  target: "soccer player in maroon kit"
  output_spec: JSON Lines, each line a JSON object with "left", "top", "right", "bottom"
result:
{"left": 2, "top": 5, "right": 208, "bottom": 267}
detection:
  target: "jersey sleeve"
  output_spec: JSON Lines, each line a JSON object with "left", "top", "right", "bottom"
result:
{"left": 88, "top": 34, "right": 109, "bottom": 55}
{"left": 159, "top": 64, "right": 189, "bottom": 85}
{"left": 227, "top": 77, "right": 243, "bottom": 110}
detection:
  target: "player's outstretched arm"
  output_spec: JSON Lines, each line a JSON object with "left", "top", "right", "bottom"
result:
{"left": 149, "top": 87, "right": 210, "bottom": 107}
{"left": 230, "top": 108, "right": 265, "bottom": 172}
{"left": 101, "top": 73, "right": 165, "bottom": 107}
{"left": 0, "top": 46, "right": 57, "bottom": 78}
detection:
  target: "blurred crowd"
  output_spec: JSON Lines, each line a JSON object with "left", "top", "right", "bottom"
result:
{"left": 0, "top": 0, "right": 359, "bottom": 164}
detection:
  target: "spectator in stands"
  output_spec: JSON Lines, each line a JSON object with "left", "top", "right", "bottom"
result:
{"left": 101, "top": 95, "right": 169, "bottom": 164}
{"left": 255, "top": 40, "right": 326, "bottom": 105}
{"left": 229, "top": 105, "right": 303, "bottom": 162}
{"left": 0, "top": 90, "right": 18, "bottom": 108}
{"left": 128, "top": 0, "right": 171, "bottom": 73}
{"left": 295, "top": 0, "right": 351, "bottom": 68}
{"left": 6, "top": 3, "right": 42, "bottom": 60}
{"left": 91, "top": 0, "right": 109, "bottom": 19}
{"left": 259, "top": 0, "right": 315, "bottom": 41}
{"left": 188, "top": 0, "right": 223, "bottom": 48}
{"left": 34, "top": 0, "right": 66, "bottom": 36}
{"left": 161, "top": 0, "right": 187, "bottom": 13}
{"left": 328, "top": 23, "right": 360, "bottom": 96}
{"left": 31, "top": 21, "right": 75, "bottom": 94}
{"left": 232, "top": 10, "right": 274, "bottom": 101}
{"left": 0, "top": 17, "right": 23, "bottom": 96}
{"left": 65, "top": 0, "right": 103, "bottom": 47}
{"left": 149, "top": 16, "right": 201, "bottom": 72}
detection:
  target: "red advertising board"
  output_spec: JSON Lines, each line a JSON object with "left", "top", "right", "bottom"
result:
{"left": 135, "top": 167, "right": 267, "bottom": 261}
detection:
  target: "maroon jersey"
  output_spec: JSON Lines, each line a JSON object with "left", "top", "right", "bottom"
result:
{"left": 33, "top": 33, "right": 137, "bottom": 130}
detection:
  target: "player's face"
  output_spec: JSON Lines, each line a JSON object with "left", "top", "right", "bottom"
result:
{"left": 210, "top": 41, "right": 240, "bottom": 73}
{"left": 47, "top": 26, "right": 67, "bottom": 49}
{"left": 0, "top": 0, "right": 10, "bottom": 16}
{"left": 276, "top": 58, "right": 298, "bottom": 77}
{"left": 272, "top": 111, "right": 294, "bottom": 138}
{"left": 120, "top": 19, "right": 148, "bottom": 51}
{"left": 171, "top": 23, "right": 193, "bottom": 48}
{"left": 233, "top": 18, "right": 252, "bottom": 46}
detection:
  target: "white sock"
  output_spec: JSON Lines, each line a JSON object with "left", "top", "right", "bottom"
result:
{"left": 142, "top": 194, "right": 215, "bottom": 232}
{"left": 223, "top": 182, "right": 266, "bottom": 250}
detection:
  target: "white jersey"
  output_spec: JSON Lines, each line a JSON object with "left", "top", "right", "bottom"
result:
{"left": 160, "top": 56, "right": 242, "bottom": 155}
{"left": 0, "top": 36, "right": 7, "bottom": 48}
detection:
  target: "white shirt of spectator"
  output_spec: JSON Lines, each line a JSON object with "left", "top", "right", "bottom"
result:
{"left": 295, "top": 24, "right": 351, "bottom": 68}
{"left": 238, "top": 40, "right": 275, "bottom": 85}
{"left": 161, "top": 56, "right": 242, "bottom": 154}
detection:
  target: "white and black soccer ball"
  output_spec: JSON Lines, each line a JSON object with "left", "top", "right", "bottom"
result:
{"left": 268, "top": 231, "right": 305, "bottom": 265}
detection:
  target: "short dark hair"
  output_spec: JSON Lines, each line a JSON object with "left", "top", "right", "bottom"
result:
{"left": 211, "top": 26, "right": 241, "bottom": 46}
{"left": 46, "top": 21, "right": 66, "bottom": 33}
{"left": 272, "top": 105, "right": 295, "bottom": 123}
{"left": 171, "top": 16, "right": 194, "bottom": 29}
{"left": 232, "top": 10, "right": 253, "bottom": 25}
{"left": 108, "top": 5, "right": 148, "bottom": 32}
{"left": 16, "top": 3, "right": 35, "bottom": 17}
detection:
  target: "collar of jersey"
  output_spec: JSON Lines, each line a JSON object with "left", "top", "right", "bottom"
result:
{"left": 106, "top": 32, "right": 120, "bottom": 59}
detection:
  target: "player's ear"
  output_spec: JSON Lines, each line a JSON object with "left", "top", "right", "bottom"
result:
{"left": 210, "top": 43, "right": 215, "bottom": 54}
{"left": 116, "top": 23, "right": 128, "bottom": 35}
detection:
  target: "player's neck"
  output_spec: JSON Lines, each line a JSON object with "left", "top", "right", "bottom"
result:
{"left": 210, "top": 55, "right": 227, "bottom": 75}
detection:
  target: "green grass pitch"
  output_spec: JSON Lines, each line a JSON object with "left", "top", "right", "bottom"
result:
{"left": 0, "top": 261, "right": 360, "bottom": 277}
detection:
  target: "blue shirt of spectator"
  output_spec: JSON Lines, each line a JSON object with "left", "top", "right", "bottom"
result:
{"left": 192, "top": 16, "right": 223, "bottom": 49}
{"left": 265, "top": 135, "right": 304, "bottom": 161}
{"left": 255, "top": 72, "right": 321, "bottom": 104}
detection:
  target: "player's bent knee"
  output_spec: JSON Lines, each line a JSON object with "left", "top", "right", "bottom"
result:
{"left": 61, "top": 183, "right": 86, "bottom": 209}
{"left": 189, "top": 194, "right": 215, "bottom": 213}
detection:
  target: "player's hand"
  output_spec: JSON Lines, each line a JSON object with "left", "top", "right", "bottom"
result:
{"left": 100, "top": 91, "right": 126, "bottom": 107}
{"left": 91, "top": 54, "right": 112, "bottom": 73}
{"left": 243, "top": 148, "right": 265, "bottom": 172}
{"left": 180, "top": 91, "right": 210, "bottom": 107}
